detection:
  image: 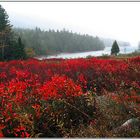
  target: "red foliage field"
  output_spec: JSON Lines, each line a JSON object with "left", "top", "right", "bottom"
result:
{"left": 0, "top": 56, "right": 140, "bottom": 137}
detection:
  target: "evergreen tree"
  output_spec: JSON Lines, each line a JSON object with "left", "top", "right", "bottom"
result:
{"left": 15, "top": 37, "right": 27, "bottom": 59}
{"left": 111, "top": 40, "right": 120, "bottom": 56}
{"left": 0, "top": 5, "right": 11, "bottom": 31}
{"left": 0, "top": 5, "right": 27, "bottom": 61}
{"left": 0, "top": 4, "right": 12, "bottom": 60}
{"left": 18, "top": 37, "right": 27, "bottom": 59}
{"left": 5, "top": 37, "right": 27, "bottom": 60}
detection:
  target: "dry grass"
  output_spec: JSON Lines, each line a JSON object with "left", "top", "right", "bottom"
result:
{"left": 63, "top": 94, "right": 140, "bottom": 138}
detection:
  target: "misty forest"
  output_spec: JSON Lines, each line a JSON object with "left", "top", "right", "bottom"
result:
{"left": 14, "top": 28, "right": 105, "bottom": 56}
{"left": 0, "top": 3, "right": 140, "bottom": 138}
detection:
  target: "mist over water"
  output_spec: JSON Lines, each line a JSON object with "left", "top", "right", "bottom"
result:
{"left": 37, "top": 45, "right": 138, "bottom": 60}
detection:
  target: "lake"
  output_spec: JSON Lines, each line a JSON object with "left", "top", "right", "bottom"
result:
{"left": 37, "top": 45, "right": 138, "bottom": 60}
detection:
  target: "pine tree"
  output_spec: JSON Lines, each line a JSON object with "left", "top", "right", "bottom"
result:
{"left": 0, "top": 4, "right": 12, "bottom": 60}
{"left": 0, "top": 5, "right": 27, "bottom": 61}
{"left": 16, "top": 37, "right": 27, "bottom": 59}
{"left": 111, "top": 40, "right": 120, "bottom": 56}
{"left": 8, "top": 37, "right": 27, "bottom": 60}
{"left": 0, "top": 5, "right": 11, "bottom": 31}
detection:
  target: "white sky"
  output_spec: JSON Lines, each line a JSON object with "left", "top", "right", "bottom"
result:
{"left": 1, "top": 2, "right": 140, "bottom": 45}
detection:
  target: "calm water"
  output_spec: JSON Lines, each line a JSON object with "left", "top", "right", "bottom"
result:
{"left": 37, "top": 45, "right": 138, "bottom": 60}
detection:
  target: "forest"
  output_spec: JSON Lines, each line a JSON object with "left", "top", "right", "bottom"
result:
{"left": 14, "top": 28, "right": 105, "bottom": 56}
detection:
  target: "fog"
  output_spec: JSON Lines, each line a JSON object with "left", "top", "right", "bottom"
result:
{"left": 1, "top": 2, "right": 140, "bottom": 46}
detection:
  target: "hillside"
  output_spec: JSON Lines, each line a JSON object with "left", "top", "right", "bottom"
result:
{"left": 13, "top": 28, "right": 105, "bottom": 56}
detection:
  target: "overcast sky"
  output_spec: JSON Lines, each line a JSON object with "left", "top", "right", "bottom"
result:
{"left": 1, "top": 2, "right": 140, "bottom": 45}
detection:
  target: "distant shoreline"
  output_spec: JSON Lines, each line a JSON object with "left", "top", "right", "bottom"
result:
{"left": 36, "top": 49, "right": 105, "bottom": 58}
{"left": 35, "top": 45, "right": 138, "bottom": 60}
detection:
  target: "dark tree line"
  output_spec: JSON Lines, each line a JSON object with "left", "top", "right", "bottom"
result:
{"left": 14, "top": 28, "right": 105, "bottom": 56}
{"left": 0, "top": 4, "right": 26, "bottom": 61}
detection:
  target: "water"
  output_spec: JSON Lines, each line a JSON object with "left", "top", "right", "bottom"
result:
{"left": 37, "top": 45, "right": 138, "bottom": 60}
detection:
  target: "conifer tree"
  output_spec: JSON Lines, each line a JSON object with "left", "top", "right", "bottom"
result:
{"left": 111, "top": 40, "right": 120, "bottom": 56}
{"left": 16, "top": 37, "right": 27, "bottom": 59}
{"left": 0, "top": 5, "right": 27, "bottom": 61}
{"left": 0, "top": 4, "right": 12, "bottom": 60}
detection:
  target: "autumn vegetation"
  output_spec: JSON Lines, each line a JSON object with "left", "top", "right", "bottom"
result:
{"left": 0, "top": 56, "right": 140, "bottom": 137}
